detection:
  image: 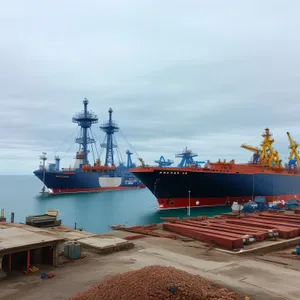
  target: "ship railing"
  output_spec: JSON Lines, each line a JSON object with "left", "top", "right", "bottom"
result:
{"left": 72, "top": 111, "right": 98, "bottom": 123}
{"left": 100, "top": 121, "right": 119, "bottom": 129}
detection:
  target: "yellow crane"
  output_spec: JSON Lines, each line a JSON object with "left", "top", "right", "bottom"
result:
{"left": 287, "top": 132, "right": 300, "bottom": 166}
{"left": 241, "top": 144, "right": 262, "bottom": 153}
{"left": 259, "top": 128, "right": 281, "bottom": 167}
{"left": 241, "top": 128, "right": 281, "bottom": 167}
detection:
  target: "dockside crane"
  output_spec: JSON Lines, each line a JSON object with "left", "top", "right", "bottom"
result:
{"left": 241, "top": 128, "right": 281, "bottom": 167}
{"left": 240, "top": 144, "right": 262, "bottom": 164}
{"left": 287, "top": 132, "right": 300, "bottom": 168}
{"left": 155, "top": 156, "right": 174, "bottom": 167}
{"left": 259, "top": 128, "right": 281, "bottom": 167}
{"left": 175, "top": 147, "right": 206, "bottom": 168}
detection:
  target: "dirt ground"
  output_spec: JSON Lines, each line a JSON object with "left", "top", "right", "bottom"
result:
{"left": 1, "top": 231, "right": 300, "bottom": 300}
{"left": 256, "top": 246, "right": 300, "bottom": 271}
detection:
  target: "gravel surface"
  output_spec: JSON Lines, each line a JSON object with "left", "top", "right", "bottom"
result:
{"left": 70, "top": 265, "right": 242, "bottom": 300}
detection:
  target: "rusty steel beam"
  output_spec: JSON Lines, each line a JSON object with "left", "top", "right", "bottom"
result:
{"left": 246, "top": 217, "right": 300, "bottom": 234}
{"left": 179, "top": 219, "right": 272, "bottom": 241}
{"left": 198, "top": 223, "right": 264, "bottom": 242}
{"left": 176, "top": 221, "right": 256, "bottom": 242}
{"left": 258, "top": 213, "right": 300, "bottom": 223}
{"left": 225, "top": 219, "right": 297, "bottom": 239}
{"left": 160, "top": 217, "right": 180, "bottom": 223}
{"left": 174, "top": 221, "right": 251, "bottom": 242}
{"left": 181, "top": 217, "right": 281, "bottom": 239}
{"left": 250, "top": 215, "right": 300, "bottom": 226}
{"left": 163, "top": 222, "right": 243, "bottom": 250}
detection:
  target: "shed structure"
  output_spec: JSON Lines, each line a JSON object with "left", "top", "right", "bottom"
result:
{"left": 0, "top": 224, "right": 64, "bottom": 277}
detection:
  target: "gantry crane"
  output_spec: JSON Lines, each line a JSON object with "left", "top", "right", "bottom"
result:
{"left": 154, "top": 156, "right": 174, "bottom": 167}
{"left": 287, "top": 132, "right": 300, "bottom": 168}
{"left": 175, "top": 147, "right": 206, "bottom": 167}
{"left": 241, "top": 128, "right": 281, "bottom": 167}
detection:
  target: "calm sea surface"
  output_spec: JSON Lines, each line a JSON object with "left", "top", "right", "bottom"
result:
{"left": 0, "top": 175, "right": 231, "bottom": 233}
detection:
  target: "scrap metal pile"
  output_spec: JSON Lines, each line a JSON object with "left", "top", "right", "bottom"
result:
{"left": 70, "top": 265, "right": 242, "bottom": 300}
{"left": 162, "top": 211, "right": 300, "bottom": 250}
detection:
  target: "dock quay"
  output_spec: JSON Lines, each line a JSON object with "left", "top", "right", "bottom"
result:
{"left": 111, "top": 211, "right": 300, "bottom": 253}
{"left": 0, "top": 220, "right": 134, "bottom": 280}
{"left": 1, "top": 212, "right": 300, "bottom": 299}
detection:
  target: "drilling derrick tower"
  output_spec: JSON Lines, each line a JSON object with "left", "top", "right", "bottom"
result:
{"left": 72, "top": 98, "right": 98, "bottom": 165}
{"left": 100, "top": 108, "right": 119, "bottom": 166}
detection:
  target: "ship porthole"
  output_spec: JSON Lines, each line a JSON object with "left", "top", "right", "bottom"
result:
{"left": 170, "top": 201, "right": 174, "bottom": 206}
{"left": 196, "top": 201, "right": 199, "bottom": 205}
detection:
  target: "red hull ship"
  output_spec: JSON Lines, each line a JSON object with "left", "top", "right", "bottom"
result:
{"left": 130, "top": 129, "right": 300, "bottom": 210}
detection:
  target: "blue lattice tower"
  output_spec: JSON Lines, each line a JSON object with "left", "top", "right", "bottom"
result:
{"left": 100, "top": 108, "right": 119, "bottom": 166}
{"left": 176, "top": 147, "right": 198, "bottom": 167}
{"left": 126, "top": 150, "right": 133, "bottom": 168}
{"left": 72, "top": 98, "right": 98, "bottom": 165}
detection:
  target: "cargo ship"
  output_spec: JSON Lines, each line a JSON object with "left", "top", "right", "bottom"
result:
{"left": 33, "top": 98, "right": 145, "bottom": 194}
{"left": 130, "top": 128, "right": 300, "bottom": 210}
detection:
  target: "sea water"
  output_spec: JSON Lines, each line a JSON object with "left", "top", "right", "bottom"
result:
{"left": 0, "top": 175, "right": 230, "bottom": 233}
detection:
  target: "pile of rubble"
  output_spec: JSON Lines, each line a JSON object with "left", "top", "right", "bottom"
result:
{"left": 70, "top": 265, "right": 242, "bottom": 300}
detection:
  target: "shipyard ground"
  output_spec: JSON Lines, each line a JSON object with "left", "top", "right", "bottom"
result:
{"left": 0, "top": 230, "right": 299, "bottom": 300}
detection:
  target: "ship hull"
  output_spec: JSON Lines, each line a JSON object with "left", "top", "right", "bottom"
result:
{"left": 34, "top": 168, "right": 145, "bottom": 195}
{"left": 130, "top": 168, "right": 300, "bottom": 209}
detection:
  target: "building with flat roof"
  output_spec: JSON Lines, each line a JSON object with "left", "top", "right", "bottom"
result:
{"left": 0, "top": 224, "right": 64, "bottom": 277}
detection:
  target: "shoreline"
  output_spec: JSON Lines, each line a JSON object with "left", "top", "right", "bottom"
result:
{"left": 0, "top": 222, "right": 299, "bottom": 299}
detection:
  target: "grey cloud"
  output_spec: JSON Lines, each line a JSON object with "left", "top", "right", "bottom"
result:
{"left": 1, "top": 0, "right": 300, "bottom": 174}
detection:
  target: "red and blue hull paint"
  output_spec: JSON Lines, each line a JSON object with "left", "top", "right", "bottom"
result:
{"left": 156, "top": 195, "right": 300, "bottom": 210}
{"left": 49, "top": 185, "right": 146, "bottom": 194}
{"left": 130, "top": 165, "right": 300, "bottom": 210}
{"left": 34, "top": 168, "right": 146, "bottom": 195}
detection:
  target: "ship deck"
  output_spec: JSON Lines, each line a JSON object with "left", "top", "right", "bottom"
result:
{"left": 131, "top": 163, "right": 300, "bottom": 175}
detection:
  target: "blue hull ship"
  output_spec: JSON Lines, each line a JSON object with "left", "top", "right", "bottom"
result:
{"left": 131, "top": 129, "right": 300, "bottom": 210}
{"left": 33, "top": 98, "right": 145, "bottom": 194}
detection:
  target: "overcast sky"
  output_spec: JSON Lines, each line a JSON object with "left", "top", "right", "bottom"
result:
{"left": 1, "top": 0, "right": 300, "bottom": 174}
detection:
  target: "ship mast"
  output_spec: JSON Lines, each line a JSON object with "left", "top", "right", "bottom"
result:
{"left": 100, "top": 108, "right": 119, "bottom": 166}
{"left": 72, "top": 98, "right": 98, "bottom": 165}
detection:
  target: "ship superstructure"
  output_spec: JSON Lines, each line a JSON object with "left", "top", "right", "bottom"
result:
{"left": 131, "top": 128, "right": 300, "bottom": 210}
{"left": 33, "top": 99, "right": 145, "bottom": 194}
